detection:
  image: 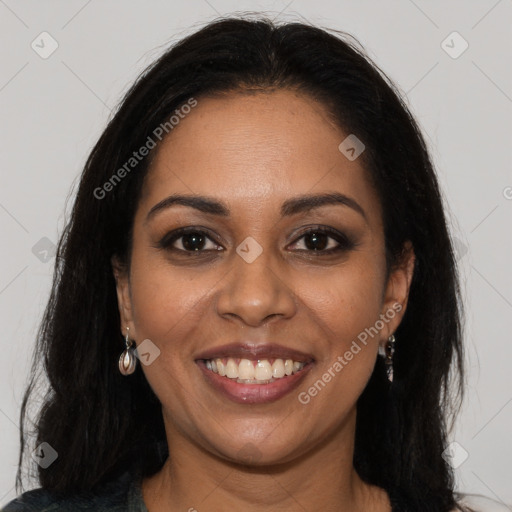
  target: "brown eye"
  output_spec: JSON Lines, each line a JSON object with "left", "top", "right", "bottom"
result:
{"left": 301, "top": 231, "right": 332, "bottom": 251}
{"left": 289, "top": 227, "right": 355, "bottom": 254}
{"left": 158, "top": 228, "right": 222, "bottom": 252}
{"left": 177, "top": 232, "right": 207, "bottom": 251}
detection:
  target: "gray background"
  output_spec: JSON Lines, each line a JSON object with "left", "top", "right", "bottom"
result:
{"left": 1, "top": 0, "right": 511, "bottom": 506}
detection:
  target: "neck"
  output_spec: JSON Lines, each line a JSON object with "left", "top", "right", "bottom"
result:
{"left": 141, "top": 408, "right": 390, "bottom": 512}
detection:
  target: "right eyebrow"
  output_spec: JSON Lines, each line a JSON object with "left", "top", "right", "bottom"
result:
{"left": 146, "top": 194, "right": 230, "bottom": 222}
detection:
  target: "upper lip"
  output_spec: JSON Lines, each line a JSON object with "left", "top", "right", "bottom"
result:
{"left": 195, "top": 342, "right": 315, "bottom": 363}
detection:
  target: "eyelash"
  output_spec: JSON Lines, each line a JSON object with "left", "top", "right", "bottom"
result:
{"left": 157, "top": 226, "right": 356, "bottom": 256}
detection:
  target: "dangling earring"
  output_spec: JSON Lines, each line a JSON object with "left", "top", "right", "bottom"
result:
{"left": 379, "top": 334, "right": 396, "bottom": 382}
{"left": 119, "top": 327, "right": 137, "bottom": 375}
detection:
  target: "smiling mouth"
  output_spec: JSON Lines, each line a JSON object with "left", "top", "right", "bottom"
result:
{"left": 200, "top": 357, "right": 310, "bottom": 384}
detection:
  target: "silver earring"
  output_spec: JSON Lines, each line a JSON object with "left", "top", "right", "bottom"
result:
{"left": 119, "top": 327, "right": 137, "bottom": 376}
{"left": 379, "top": 334, "right": 396, "bottom": 382}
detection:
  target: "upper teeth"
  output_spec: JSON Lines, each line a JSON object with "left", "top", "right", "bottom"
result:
{"left": 205, "top": 358, "right": 305, "bottom": 381}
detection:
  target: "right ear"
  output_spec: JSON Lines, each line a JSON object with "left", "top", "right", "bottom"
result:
{"left": 111, "top": 255, "right": 136, "bottom": 338}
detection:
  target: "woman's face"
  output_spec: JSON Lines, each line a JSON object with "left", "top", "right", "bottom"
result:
{"left": 114, "top": 89, "right": 414, "bottom": 465}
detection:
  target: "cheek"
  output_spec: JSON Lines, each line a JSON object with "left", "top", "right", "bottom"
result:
{"left": 126, "top": 255, "right": 207, "bottom": 407}
{"left": 127, "top": 253, "right": 209, "bottom": 349}
{"left": 297, "top": 258, "right": 385, "bottom": 403}
{"left": 301, "top": 259, "right": 385, "bottom": 341}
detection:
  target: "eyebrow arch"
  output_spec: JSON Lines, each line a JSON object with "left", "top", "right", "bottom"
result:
{"left": 281, "top": 192, "right": 367, "bottom": 220}
{"left": 146, "top": 192, "right": 367, "bottom": 222}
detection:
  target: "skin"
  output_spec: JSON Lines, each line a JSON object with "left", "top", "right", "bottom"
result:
{"left": 113, "top": 89, "right": 415, "bottom": 512}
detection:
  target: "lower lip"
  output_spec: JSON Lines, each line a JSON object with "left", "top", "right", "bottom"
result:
{"left": 196, "top": 360, "right": 314, "bottom": 404}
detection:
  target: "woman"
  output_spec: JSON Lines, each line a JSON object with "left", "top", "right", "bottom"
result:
{"left": 2, "top": 15, "right": 506, "bottom": 512}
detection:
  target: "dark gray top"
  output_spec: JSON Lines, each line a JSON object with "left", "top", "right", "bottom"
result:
{"left": 1, "top": 470, "right": 148, "bottom": 512}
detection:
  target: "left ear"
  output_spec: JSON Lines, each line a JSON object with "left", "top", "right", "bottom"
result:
{"left": 379, "top": 241, "right": 416, "bottom": 344}
{"left": 111, "top": 255, "right": 137, "bottom": 340}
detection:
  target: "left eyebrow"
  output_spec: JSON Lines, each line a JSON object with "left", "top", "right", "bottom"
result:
{"left": 145, "top": 192, "right": 367, "bottom": 222}
{"left": 280, "top": 192, "right": 367, "bottom": 221}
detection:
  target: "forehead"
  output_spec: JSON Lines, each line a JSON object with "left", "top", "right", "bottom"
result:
{"left": 139, "top": 89, "right": 381, "bottom": 224}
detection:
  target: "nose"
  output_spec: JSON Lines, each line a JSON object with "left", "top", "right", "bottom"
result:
{"left": 215, "top": 248, "right": 297, "bottom": 328}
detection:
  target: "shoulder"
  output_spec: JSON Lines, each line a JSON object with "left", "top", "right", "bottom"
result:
{"left": 1, "top": 487, "right": 127, "bottom": 512}
{"left": 1, "top": 470, "right": 146, "bottom": 512}
{"left": 454, "top": 493, "right": 512, "bottom": 512}
{"left": 1, "top": 487, "right": 54, "bottom": 512}
{"left": 386, "top": 486, "right": 510, "bottom": 512}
